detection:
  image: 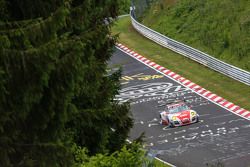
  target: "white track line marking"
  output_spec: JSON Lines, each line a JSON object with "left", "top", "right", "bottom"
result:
{"left": 116, "top": 45, "right": 250, "bottom": 121}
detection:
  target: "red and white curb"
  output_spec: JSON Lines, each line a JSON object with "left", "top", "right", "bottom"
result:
{"left": 116, "top": 43, "right": 250, "bottom": 121}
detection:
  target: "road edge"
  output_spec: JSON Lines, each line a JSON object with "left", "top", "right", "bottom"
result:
{"left": 116, "top": 43, "right": 250, "bottom": 121}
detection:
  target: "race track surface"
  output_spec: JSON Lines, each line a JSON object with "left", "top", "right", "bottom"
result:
{"left": 110, "top": 48, "right": 250, "bottom": 167}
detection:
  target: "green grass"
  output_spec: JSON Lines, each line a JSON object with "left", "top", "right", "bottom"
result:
{"left": 141, "top": 0, "right": 250, "bottom": 71}
{"left": 112, "top": 17, "right": 250, "bottom": 111}
{"left": 152, "top": 159, "right": 171, "bottom": 167}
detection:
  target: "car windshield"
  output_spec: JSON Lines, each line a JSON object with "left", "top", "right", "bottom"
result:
{"left": 168, "top": 104, "right": 189, "bottom": 113}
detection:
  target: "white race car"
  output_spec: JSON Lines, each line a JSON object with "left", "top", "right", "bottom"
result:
{"left": 160, "top": 100, "right": 199, "bottom": 127}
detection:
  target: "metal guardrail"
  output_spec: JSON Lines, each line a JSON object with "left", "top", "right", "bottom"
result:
{"left": 130, "top": 9, "right": 250, "bottom": 86}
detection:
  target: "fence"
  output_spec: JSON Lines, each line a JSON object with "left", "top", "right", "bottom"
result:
{"left": 130, "top": 9, "right": 250, "bottom": 86}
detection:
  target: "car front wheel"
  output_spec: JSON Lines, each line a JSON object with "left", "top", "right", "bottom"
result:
{"left": 196, "top": 117, "right": 199, "bottom": 123}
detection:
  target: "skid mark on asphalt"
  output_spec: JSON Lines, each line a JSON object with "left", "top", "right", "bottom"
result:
{"left": 209, "top": 113, "right": 233, "bottom": 119}
{"left": 116, "top": 44, "right": 250, "bottom": 120}
{"left": 138, "top": 118, "right": 248, "bottom": 146}
{"left": 112, "top": 49, "right": 250, "bottom": 166}
{"left": 199, "top": 114, "right": 211, "bottom": 117}
{"left": 145, "top": 129, "right": 250, "bottom": 163}
{"left": 117, "top": 78, "right": 212, "bottom": 109}
{"left": 209, "top": 151, "right": 250, "bottom": 164}
{"left": 115, "top": 82, "right": 190, "bottom": 103}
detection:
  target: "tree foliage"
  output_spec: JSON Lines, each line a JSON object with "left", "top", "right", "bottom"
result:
{"left": 0, "top": 0, "right": 133, "bottom": 166}
{"left": 118, "top": 0, "right": 131, "bottom": 15}
{"left": 74, "top": 142, "right": 147, "bottom": 167}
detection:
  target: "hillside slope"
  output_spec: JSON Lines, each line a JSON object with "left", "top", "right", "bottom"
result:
{"left": 141, "top": 0, "right": 250, "bottom": 71}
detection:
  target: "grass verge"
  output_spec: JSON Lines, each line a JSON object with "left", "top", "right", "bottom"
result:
{"left": 112, "top": 16, "right": 250, "bottom": 111}
{"left": 152, "top": 159, "right": 172, "bottom": 167}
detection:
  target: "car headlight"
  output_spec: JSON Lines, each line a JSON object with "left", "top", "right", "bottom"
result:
{"left": 172, "top": 116, "right": 177, "bottom": 121}
{"left": 191, "top": 112, "right": 196, "bottom": 117}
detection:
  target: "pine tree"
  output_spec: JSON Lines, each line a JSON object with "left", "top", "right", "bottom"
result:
{"left": 0, "top": 0, "right": 133, "bottom": 166}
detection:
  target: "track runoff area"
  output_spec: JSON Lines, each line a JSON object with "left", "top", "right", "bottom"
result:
{"left": 109, "top": 44, "right": 250, "bottom": 167}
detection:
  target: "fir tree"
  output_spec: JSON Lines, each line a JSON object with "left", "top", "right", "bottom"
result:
{"left": 0, "top": 0, "right": 133, "bottom": 166}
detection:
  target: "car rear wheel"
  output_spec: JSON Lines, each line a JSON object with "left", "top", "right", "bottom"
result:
{"left": 169, "top": 122, "right": 174, "bottom": 128}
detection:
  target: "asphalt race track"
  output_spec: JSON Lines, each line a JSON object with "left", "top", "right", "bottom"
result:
{"left": 110, "top": 48, "right": 250, "bottom": 167}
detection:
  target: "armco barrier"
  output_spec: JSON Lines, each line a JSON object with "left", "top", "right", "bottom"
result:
{"left": 130, "top": 10, "right": 250, "bottom": 86}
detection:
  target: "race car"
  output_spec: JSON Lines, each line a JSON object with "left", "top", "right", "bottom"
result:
{"left": 159, "top": 100, "right": 199, "bottom": 127}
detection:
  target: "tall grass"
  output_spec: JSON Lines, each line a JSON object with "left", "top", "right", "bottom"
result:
{"left": 142, "top": 0, "right": 250, "bottom": 71}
